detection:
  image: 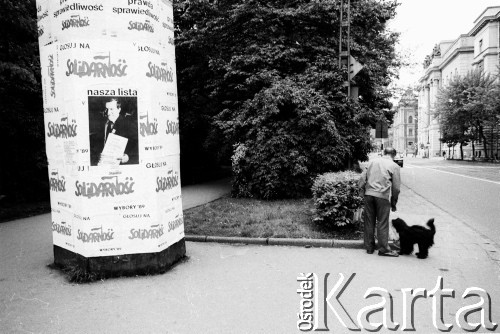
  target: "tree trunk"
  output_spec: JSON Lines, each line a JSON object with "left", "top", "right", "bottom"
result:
{"left": 460, "top": 143, "right": 464, "bottom": 160}
{"left": 480, "top": 125, "right": 488, "bottom": 159}
{"left": 483, "top": 134, "right": 489, "bottom": 159}
{"left": 472, "top": 141, "right": 476, "bottom": 160}
{"left": 491, "top": 128, "right": 495, "bottom": 159}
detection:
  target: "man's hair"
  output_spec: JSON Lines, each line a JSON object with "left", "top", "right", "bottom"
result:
{"left": 106, "top": 97, "right": 121, "bottom": 109}
{"left": 383, "top": 147, "right": 397, "bottom": 157}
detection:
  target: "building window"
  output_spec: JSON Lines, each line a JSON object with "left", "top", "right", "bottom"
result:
{"left": 408, "top": 116, "right": 413, "bottom": 124}
{"left": 409, "top": 128, "right": 413, "bottom": 136}
{"left": 479, "top": 39, "right": 483, "bottom": 52}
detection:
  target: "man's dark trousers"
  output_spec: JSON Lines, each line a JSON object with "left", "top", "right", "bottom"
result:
{"left": 363, "top": 195, "right": 391, "bottom": 253}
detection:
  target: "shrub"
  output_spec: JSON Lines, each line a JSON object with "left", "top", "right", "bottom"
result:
{"left": 312, "top": 171, "right": 363, "bottom": 227}
{"left": 227, "top": 79, "right": 370, "bottom": 200}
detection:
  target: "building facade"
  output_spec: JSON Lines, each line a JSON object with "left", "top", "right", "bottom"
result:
{"left": 416, "top": 6, "right": 500, "bottom": 159}
{"left": 392, "top": 90, "right": 417, "bottom": 155}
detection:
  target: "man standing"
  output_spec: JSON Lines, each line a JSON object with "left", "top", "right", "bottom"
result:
{"left": 358, "top": 147, "right": 401, "bottom": 257}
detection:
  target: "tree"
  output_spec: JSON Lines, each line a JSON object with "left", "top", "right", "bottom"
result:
{"left": 483, "top": 67, "right": 500, "bottom": 159}
{"left": 439, "top": 118, "right": 470, "bottom": 160}
{"left": 435, "top": 70, "right": 497, "bottom": 160}
{"left": 0, "top": 0, "right": 46, "bottom": 203}
{"left": 174, "top": 0, "right": 401, "bottom": 198}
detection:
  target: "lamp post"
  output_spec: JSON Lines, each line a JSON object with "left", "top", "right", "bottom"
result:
{"left": 427, "top": 105, "right": 431, "bottom": 159}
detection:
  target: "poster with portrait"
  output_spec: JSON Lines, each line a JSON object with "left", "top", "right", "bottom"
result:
{"left": 87, "top": 94, "right": 139, "bottom": 167}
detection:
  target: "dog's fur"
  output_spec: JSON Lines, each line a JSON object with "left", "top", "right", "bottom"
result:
{"left": 392, "top": 218, "right": 435, "bottom": 259}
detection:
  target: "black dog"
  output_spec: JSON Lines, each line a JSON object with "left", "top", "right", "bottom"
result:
{"left": 392, "top": 218, "right": 435, "bottom": 259}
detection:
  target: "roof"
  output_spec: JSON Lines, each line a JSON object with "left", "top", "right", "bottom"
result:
{"left": 469, "top": 6, "right": 500, "bottom": 36}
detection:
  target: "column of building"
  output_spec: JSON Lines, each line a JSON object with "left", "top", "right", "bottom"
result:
{"left": 425, "top": 83, "right": 431, "bottom": 157}
{"left": 430, "top": 78, "right": 442, "bottom": 157}
{"left": 417, "top": 85, "right": 426, "bottom": 157}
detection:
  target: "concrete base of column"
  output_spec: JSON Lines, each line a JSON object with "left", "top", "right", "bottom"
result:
{"left": 53, "top": 238, "right": 186, "bottom": 279}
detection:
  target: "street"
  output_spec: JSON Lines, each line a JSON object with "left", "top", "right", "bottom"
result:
{"left": 401, "top": 157, "right": 500, "bottom": 247}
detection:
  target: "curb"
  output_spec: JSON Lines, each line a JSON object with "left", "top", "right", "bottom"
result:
{"left": 206, "top": 236, "right": 268, "bottom": 245}
{"left": 185, "top": 235, "right": 366, "bottom": 249}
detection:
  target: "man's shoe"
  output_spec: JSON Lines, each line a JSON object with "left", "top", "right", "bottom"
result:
{"left": 391, "top": 240, "right": 401, "bottom": 251}
{"left": 366, "top": 250, "right": 374, "bottom": 254}
{"left": 378, "top": 250, "right": 399, "bottom": 257}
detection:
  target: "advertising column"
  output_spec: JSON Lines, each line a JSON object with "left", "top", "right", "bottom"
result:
{"left": 36, "top": 0, "right": 185, "bottom": 276}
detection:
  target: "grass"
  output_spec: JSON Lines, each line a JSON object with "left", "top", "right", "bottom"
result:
{"left": 55, "top": 262, "right": 102, "bottom": 283}
{"left": 183, "top": 196, "right": 363, "bottom": 240}
{"left": 1, "top": 195, "right": 363, "bottom": 241}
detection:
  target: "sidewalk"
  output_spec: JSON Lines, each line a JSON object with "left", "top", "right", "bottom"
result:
{"left": 182, "top": 177, "right": 231, "bottom": 210}
{"left": 0, "top": 179, "right": 499, "bottom": 333}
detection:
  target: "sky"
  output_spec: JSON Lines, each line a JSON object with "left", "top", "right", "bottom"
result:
{"left": 387, "top": 0, "right": 500, "bottom": 89}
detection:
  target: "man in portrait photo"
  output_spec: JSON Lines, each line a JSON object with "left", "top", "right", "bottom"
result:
{"left": 89, "top": 96, "right": 139, "bottom": 166}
